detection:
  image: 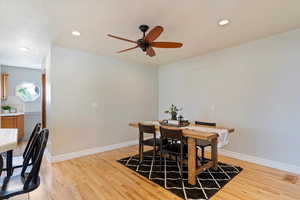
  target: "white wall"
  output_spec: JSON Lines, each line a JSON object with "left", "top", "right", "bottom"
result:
{"left": 159, "top": 29, "right": 300, "bottom": 167}
{"left": 48, "top": 46, "right": 158, "bottom": 156}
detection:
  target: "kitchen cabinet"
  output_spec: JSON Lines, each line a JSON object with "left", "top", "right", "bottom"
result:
{"left": 1, "top": 73, "right": 8, "bottom": 101}
{"left": 1, "top": 114, "right": 24, "bottom": 140}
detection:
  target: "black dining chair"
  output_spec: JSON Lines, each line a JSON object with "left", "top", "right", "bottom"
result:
{"left": 159, "top": 126, "right": 188, "bottom": 177}
{"left": 0, "top": 128, "right": 49, "bottom": 200}
{"left": 2, "top": 123, "right": 41, "bottom": 172}
{"left": 21, "top": 123, "right": 42, "bottom": 164}
{"left": 138, "top": 123, "right": 161, "bottom": 163}
{"left": 195, "top": 121, "right": 216, "bottom": 164}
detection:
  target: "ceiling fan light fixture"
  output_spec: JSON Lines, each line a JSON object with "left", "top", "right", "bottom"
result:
{"left": 72, "top": 30, "right": 81, "bottom": 36}
{"left": 218, "top": 19, "right": 230, "bottom": 26}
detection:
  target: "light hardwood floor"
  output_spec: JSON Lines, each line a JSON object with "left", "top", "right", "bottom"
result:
{"left": 12, "top": 144, "right": 300, "bottom": 200}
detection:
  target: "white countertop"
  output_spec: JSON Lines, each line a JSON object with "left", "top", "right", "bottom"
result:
{"left": 0, "top": 129, "right": 18, "bottom": 153}
{"left": 0, "top": 112, "right": 24, "bottom": 117}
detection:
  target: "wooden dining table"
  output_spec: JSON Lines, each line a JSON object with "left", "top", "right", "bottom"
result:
{"left": 129, "top": 121, "right": 234, "bottom": 185}
{"left": 0, "top": 129, "right": 18, "bottom": 176}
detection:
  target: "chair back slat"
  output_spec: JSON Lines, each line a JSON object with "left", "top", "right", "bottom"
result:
{"left": 138, "top": 123, "right": 156, "bottom": 135}
{"left": 23, "top": 123, "right": 41, "bottom": 158}
{"left": 21, "top": 129, "right": 49, "bottom": 189}
{"left": 160, "top": 126, "right": 183, "bottom": 141}
{"left": 0, "top": 155, "right": 3, "bottom": 177}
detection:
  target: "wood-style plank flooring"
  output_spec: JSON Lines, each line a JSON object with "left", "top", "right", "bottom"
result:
{"left": 10, "top": 144, "right": 300, "bottom": 200}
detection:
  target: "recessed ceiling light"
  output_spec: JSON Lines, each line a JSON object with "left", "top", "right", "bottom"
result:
{"left": 72, "top": 30, "right": 81, "bottom": 36}
{"left": 19, "top": 47, "right": 29, "bottom": 52}
{"left": 218, "top": 19, "right": 230, "bottom": 26}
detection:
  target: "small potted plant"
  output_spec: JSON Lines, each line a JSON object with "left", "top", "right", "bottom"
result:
{"left": 2, "top": 105, "right": 12, "bottom": 114}
{"left": 164, "top": 104, "right": 182, "bottom": 120}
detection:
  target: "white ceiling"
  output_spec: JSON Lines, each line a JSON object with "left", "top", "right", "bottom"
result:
{"left": 1, "top": 0, "right": 300, "bottom": 68}
{"left": 0, "top": 0, "right": 51, "bottom": 68}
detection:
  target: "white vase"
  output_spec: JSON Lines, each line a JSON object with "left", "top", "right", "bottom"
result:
{"left": 3, "top": 110, "right": 10, "bottom": 114}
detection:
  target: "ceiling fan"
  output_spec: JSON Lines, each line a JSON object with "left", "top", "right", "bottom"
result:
{"left": 107, "top": 25, "right": 183, "bottom": 57}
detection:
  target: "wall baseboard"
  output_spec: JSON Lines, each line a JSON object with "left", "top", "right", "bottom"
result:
{"left": 44, "top": 148, "right": 52, "bottom": 163}
{"left": 47, "top": 139, "right": 139, "bottom": 163}
{"left": 219, "top": 149, "right": 300, "bottom": 175}
{"left": 45, "top": 140, "right": 300, "bottom": 175}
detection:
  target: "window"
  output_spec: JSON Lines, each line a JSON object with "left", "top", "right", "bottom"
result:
{"left": 16, "top": 82, "right": 40, "bottom": 102}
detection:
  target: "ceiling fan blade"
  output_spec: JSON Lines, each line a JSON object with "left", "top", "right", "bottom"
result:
{"left": 151, "top": 42, "right": 183, "bottom": 48}
{"left": 117, "top": 46, "right": 138, "bottom": 53}
{"left": 107, "top": 34, "right": 137, "bottom": 44}
{"left": 146, "top": 47, "right": 156, "bottom": 57}
{"left": 144, "top": 26, "right": 164, "bottom": 43}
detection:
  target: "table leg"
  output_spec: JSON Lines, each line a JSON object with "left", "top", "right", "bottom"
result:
{"left": 139, "top": 133, "right": 144, "bottom": 164}
{"left": 139, "top": 134, "right": 141, "bottom": 162}
{"left": 6, "top": 150, "right": 13, "bottom": 176}
{"left": 211, "top": 138, "right": 218, "bottom": 169}
{"left": 188, "top": 137, "right": 197, "bottom": 185}
{"left": 141, "top": 143, "right": 144, "bottom": 163}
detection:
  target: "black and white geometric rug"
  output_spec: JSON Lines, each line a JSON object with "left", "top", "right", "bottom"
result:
{"left": 118, "top": 151, "right": 242, "bottom": 200}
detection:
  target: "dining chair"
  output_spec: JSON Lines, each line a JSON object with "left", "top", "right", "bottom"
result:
{"left": 159, "top": 126, "right": 188, "bottom": 177}
{"left": 195, "top": 121, "right": 216, "bottom": 164}
{"left": 21, "top": 123, "right": 42, "bottom": 163}
{"left": 0, "top": 128, "right": 49, "bottom": 200}
{"left": 138, "top": 123, "right": 161, "bottom": 163}
{"left": 2, "top": 123, "right": 41, "bottom": 172}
